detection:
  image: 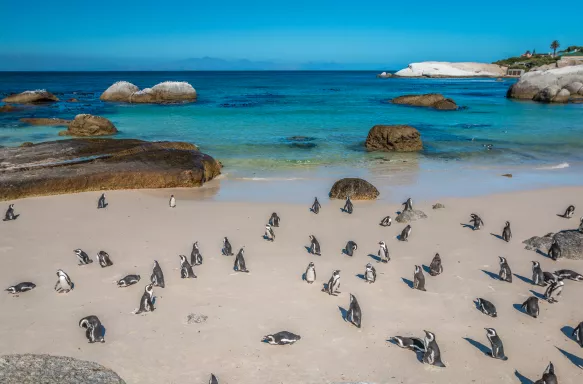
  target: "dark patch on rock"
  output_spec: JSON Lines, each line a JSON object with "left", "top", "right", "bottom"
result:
{"left": 329, "top": 178, "right": 379, "bottom": 200}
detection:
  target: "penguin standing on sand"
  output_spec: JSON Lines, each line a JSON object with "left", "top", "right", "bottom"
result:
{"left": 209, "top": 374, "right": 219, "bottom": 384}
{"left": 578, "top": 217, "right": 583, "bottom": 233}
{"left": 79, "top": 315, "right": 105, "bottom": 343}
{"left": 5, "top": 282, "right": 36, "bottom": 294}
{"left": 234, "top": 247, "right": 249, "bottom": 273}
{"left": 562, "top": 205, "right": 575, "bottom": 218}
{"left": 264, "top": 224, "right": 275, "bottom": 242}
{"left": 54, "top": 269, "right": 74, "bottom": 293}
{"left": 554, "top": 269, "right": 583, "bottom": 281}
{"left": 364, "top": 263, "right": 376, "bottom": 283}
{"left": 535, "top": 362, "right": 558, "bottom": 384}
{"left": 422, "top": 330, "right": 446, "bottom": 367}
{"left": 179, "top": 255, "right": 197, "bottom": 278}
{"left": 572, "top": 322, "right": 583, "bottom": 348}
{"left": 191, "top": 241, "right": 203, "bottom": 266}
{"left": 548, "top": 239, "right": 561, "bottom": 261}
{"left": 169, "top": 195, "right": 176, "bottom": 208}
{"left": 344, "top": 241, "right": 357, "bottom": 256}
{"left": 269, "top": 212, "right": 280, "bottom": 227}
{"left": 521, "top": 296, "right": 540, "bottom": 318}
{"left": 324, "top": 270, "right": 340, "bottom": 295}
{"left": 413, "top": 265, "right": 426, "bottom": 291}
{"left": 311, "top": 197, "right": 321, "bottom": 214}
{"left": 532, "top": 261, "right": 545, "bottom": 286}
{"left": 545, "top": 279, "right": 564, "bottom": 303}
{"left": 74, "top": 249, "right": 93, "bottom": 265}
{"left": 3, "top": 204, "right": 18, "bottom": 221}
{"left": 378, "top": 241, "right": 389, "bottom": 263}
{"left": 390, "top": 336, "right": 426, "bottom": 352}
{"left": 305, "top": 262, "right": 316, "bottom": 284}
{"left": 379, "top": 216, "right": 392, "bottom": 227}
{"left": 150, "top": 260, "right": 165, "bottom": 288}
{"left": 498, "top": 256, "right": 512, "bottom": 282}
{"left": 502, "top": 221, "right": 512, "bottom": 242}
{"left": 343, "top": 196, "right": 353, "bottom": 214}
{"left": 309, "top": 235, "right": 321, "bottom": 255}
{"left": 117, "top": 275, "right": 140, "bottom": 287}
{"left": 402, "top": 198, "right": 413, "bottom": 211}
{"left": 97, "top": 251, "right": 113, "bottom": 268}
{"left": 429, "top": 253, "right": 443, "bottom": 276}
{"left": 476, "top": 298, "right": 497, "bottom": 317}
{"left": 470, "top": 213, "right": 484, "bottom": 230}
{"left": 346, "top": 294, "right": 362, "bottom": 328}
{"left": 222, "top": 237, "right": 234, "bottom": 256}
{"left": 400, "top": 225, "right": 412, "bottom": 241}
{"left": 134, "top": 284, "right": 155, "bottom": 314}
{"left": 485, "top": 328, "right": 508, "bottom": 360}
{"left": 97, "top": 193, "right": 107, "bottom": 209}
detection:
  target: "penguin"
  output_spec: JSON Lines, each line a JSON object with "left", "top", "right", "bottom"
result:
{"left": 413, "top": 265, "right": 426, "bottom": 291}
{"left": 502, "top": 221, "right": 512, "bottom": 242}
{"left": 402, "top": 198, "right": 413, "bottom": 211}
{"left": 324, "top": 270, "right": 340, "bottom": 295}
{"left": 222, "top": 237, "right": 234, "bottom": 256}
{"left": 344, "top": 241, "right": 357, "bottom": 256}
{"left": 548, "top": 239, "right": 561, "bottom": 261}
{"left": 422, "top": 330, "right": 446, "bottom": 367}
{"left": 269, "top": 212, "right": 280, "bottom": 227}
{"left": 97, "top": 251, "right": 113, "bottom": 268}
{"left": 191, "top": 241, "right": 203, "bottom": 266}
{"left": 545, "top": 279, "right": 564, "bottom": 303}
{"left": 79, "top": 315, "right": 105, "bottom": 343}
{"left": 54, "top": 269, "right": 74, "bottom": 293}
{"left": 521, "top": 296, "right": 539, "bottom": 318}
{"left": 3, "top": 204, "right": 18, "bottom": 221}
{"left": 470, "top": 213, "right": 484, "bottom": 230}
{"left": 578, "top": 216, "right": 583, "bottom": 233}
{"left": 554, "top": 269, "right": 583, "bottom": 281}
{"left": 5, "top": 282, "right": 36, "bottom": 294}
{"left": 378, "top": 241, "right": 389, "bottom": 263}
{"left": 429, "top": 253, "right": 443, "bottom": 276}
{"left": 400, "top": 225, "right": 412, "bottom": 241}
{"left": 572, "top": 321, "right": 583, "bottom": 348}
{"left": 343, "top": 196, "right": 353, "bottom": 214}
{"left": 476, "top": 298, "right": 497, "bottom": 317}
{"left": 562, "top": 205, "right": 575, "bottom": 218}
{"left": 390, "top": 336, "right": 426, "bottom": 352}
{"left": 209, "top": 374, "right": 219, "bottom": 384}
{"left": 74, "top": 249, "right": 93, "bottom": 265}
{"left": 311, "top": 197, "right": 321, "bottom": 214}
{"left": 169, "top": 194, "right": 176, "bottom": 208}
{"left": 309, "top": 235, "right": 321, "bottom": 256}
{"left": 498, "top": 256, "right": 512, "bottom": 283}
{"left": 117, "top": 274, "right": 140, "bottom": 287}
{"left": 485, "top": 328, "right": 508, "bottom": 360}
{"left": 134, "top": 284, "right": 155, "bottom": 314}
{"left": 534, "top": 362, "right": 557, "bottom": 384}
{"left": 262, "top": 331, "right": 301, "bottom": 345}
{"left": 264, "top": 224, "right": 275, "bottom": 242}
{"left": 234, "top": 247, "right": 249, "bottom": 273}
{"left": 364, "top": 263, "right": 376, "bottom": 283}
{"left": 379, "top": 216, "right": 392, "bottom": 227}
{"left": 346, "top": 294, "right": 362, "bottom": 328}
{"left": 150, "top": 260, "right": 165, "bottom": 288}
{"left": 179, "top": 255, "right": 197, "bottom": 278}
{"left": 305, "top": 262, "right": 316, "bottom": 284}
{"left": 544, "top": 271, "right": 558, "bottom": 285}
{"left": 97, "top": 193, "right": 107, "bottom": 209}
{"left": 532, "top": 261, "right": 546, "bottom": 286}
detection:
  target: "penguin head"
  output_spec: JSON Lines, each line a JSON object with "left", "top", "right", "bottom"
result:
{"left": 9, "top": 204, "right": 14, "bottom": 209}
{"left": 179, "top": 255, "right": 187, "bottom": 263}
{"left": 434, "top": 253, "right": 441, "bottom": 260}
{"left": 545, "top": 362, "right": 554, "bottom": 375}
{"left": 153, "top": 260, "right": 159, "bottom": 268}
{"left": 74, "top": 249, "right": 82, "bottom": 255}
{"left": 379, "top": 241, "right": 385, "bottom": 246}
{"left": 262, "top": 335, "right": 276, "bottom": 344}
{"left": 485, "top": 328, "right": 497, "bottom": 337}
{"left": 349, "top": 293, "right": 356, "bottom": 303}
{"left": 423, "top": 330, "right": 435, "bottom": 341}
{"left": 308, "top": 262, "right": 314, "bottom": 268}
{"left": 223, "top": 237, "right": 228, "bottom": 244}
{"left": 333, "top": 270, "right": 340, "bottom": 277}
{"left": 145, "top": 284, "right": 154, "bottom": 294}
{"left": 194, "top": 241, "right": 198, "bottom": 248}
{"left": 5, "top": 286, "right": 16, "bottom": 293}
{"left": 366, "top": 263, "right": 372, "bottom": 269}
{"left": 309, "top": 235, "right": 314, "bottom": 241}
{"left": 56, "top": 269, "right": 66, "bottom": 277}
{"left": 170, "top": 194, "right": 174, "bottom": 198}
{"left": 532, "top": 261, "right": 540, "bottom": 267}
{"left": 414, "top": 265, "right": 421, "bottom": 273}
{"left": 498, "top": 256, "right": 506, "bottom": 264}
{"left": 505, "top": 221, "right": 510, "bottom": 227}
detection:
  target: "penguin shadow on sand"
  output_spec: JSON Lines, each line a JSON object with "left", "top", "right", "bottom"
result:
{"left": 514, "top": 273, "right": 534, "bottom": 285}
{"left": 460, "top": 223, "right": 475, "bottom": 230}
{"left": 561, "top": 325, "right": 576, "bottom": 341}
{"left": 304, "top": 246, "right": 315, "bottom": 255}
{"left": 463, "top": 337, "right": 491, "bottom": 357}
{"left": 490, "top": 233, "right": 504, "bottom": 241}
{"left": 512, "top": 303, "right": 528, "bottom": 315}
{"left": 356, "top": 273, "right": 366, "bottom": 281}
{"left": 556, "top": 346, "right": 583, "bottom": 369}
{"left": 422, "top": 265, "right": 431, "bottom": 274}
{"left": 367, "top": 253, "right": 382, "bottom": 263}
{"left": 338, "top": 306, "right": 348, "bottom": 322}
{"left": 401, "top": 277, "right": 414, "bottom": 289}
{"left": 534, "top": 248, "right": 553, "bottom": 259}
{"left": 514, "top": 370, "right": 535, "bottom": 384}
{"left": 481, "top": 269, "right": 500, "bottom": 281}
{"left": 529, "top": 289, "right": 546, "bottom": 300}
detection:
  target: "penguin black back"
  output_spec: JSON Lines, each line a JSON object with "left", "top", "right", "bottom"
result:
{"left": 379, "top": 216, "right": 392, "bottom": 227}
{"left": 521, "top": 296, "right": 539, "bottom": 318}
{"left": 191, "top": 241, "right": 203, "bottom": 265}
{"left": 344, "top": 241, "right": 357, "bottom": 256}
{"left": 311, "top": 197, "right": 321, "bottom": 214}
{"left": 97, "top": 193, "right": 107, "bottom": 209}
{"left": 548, "top": 239, "right": 561, "bottom": 260}
{"left": 269, "top": 212, "right": 280, "bottom": 227}
{"left": 150, "top": 260, "right": 165, "bottom": 288}
{"left": 343, "top": 196, "right": 353, "bottom": 214}
{"left": 400, "top": 225, "right": 411, "bottom": 241}
{"left": 347, "top": 294, "right": 362, "bottom": 328}
{"left": 502, "top": 221, "right": 512, "bottom": 242}
{"left": 429, "top": 253, "right": 443, "bottom": 276}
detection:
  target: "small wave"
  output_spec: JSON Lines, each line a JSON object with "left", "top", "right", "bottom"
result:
{"left": 536, "top": 162, "right": 569, "bottom": 170}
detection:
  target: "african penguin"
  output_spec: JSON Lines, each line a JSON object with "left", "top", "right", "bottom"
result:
{"left": 543, "top": 271, "right": 558, "bottom": 285}
{"left": 346, "top": 294, "right": 362, "bottom": 328}
{"left": 79, "top": 315, "right": 105, "bottom": 343}
{"left": 390, "top": 336, "right": 426, "bottom": 352}
{"left": 324, "top": 270, "right": 340, "bottom": 295}
{"left": 402, "top": 198, "right": 413, "bottom": 211}
{"left": 364, "top": 263, "right": 376, "bottom": 283}
{"left": 234, "top": 247, "right": 249, "bottom": 273}
{"left": 498, "top": 256, "right": 512, "bottom": 283}
{"left": 74, "top": 249, "right": 93, "bottom": 265}
{"left": 262, "top": 331, "right": 301, "bottom": 345}
{"left": 502, "top": 221, "right": 512, "bottom": 242}
{"left": 485, "top": 328, "right": 508, "bottom": 360}
{"left": 97, "top": 251, "right": 113, "bottom": 268}
{"left": 521, "top": 296, "right": 540, "bottom": 318}
{"left": 264, "top": 224, "right": 275, "bottom": 242}
{"left": 572, "top": 321, "right": 583, "bottom": 348}
{"left": 150, "top": 260, "right": 165, "bottom": 288}
{"left": 554, "top": 269, "right": 583, "bottom": 281}
{"left": 470, "top": 213, "right": 484, "bottom": 230}
{"left": 169, "top": 194, "right": 176, "bottom": 208}
{"left": 54, "top": 269, "right": 74, "bottom": 293}
{"left": 532, "top": 261, "right": 546, "bottom": 286}
{"left": 179, "top": 255, "right": 197, "bottom": 278}
{"left": 209, "top": 374, "right": 219, "bottom": 384}
{"left": 97, "top": 193, "right": 107, "bottom": 209}
{"left": 343, "top": 196, "right": 353, "bottom": 214}
{"left": 476, "top": 298, "right": 497, "bottom": 317}
{"left": 534, "top": 362, "right": 557, "bottom": 384}
{"left": 311, "top": 197, "right": 321, "bottom": 214}
{"left": 309, "top": 235, "right": 321, "bottom": 256}
{"left": 545, "top": 279, "right": 564, "bottom": 303}
{"left": 400, "top": 225, "right": 412, "bottom": 241}
{"left": 117, "top": 274, "right": 141, "bottom": 287}
{"left": 379, "top": 216, "right": 392, "bottom": 227}
{"left": 378, "top": 241, "right": 389, "bottom": 263}
{"left": 305, "top": 262, "right": 316, "bottom": 284}
{"left": 422, "top": 330, "right": 446, "bottom": 367}
{"left": 222, "top": 237, "right": 234, "bottom": 256}
{"left": 413, "top": 265, "right": 426, "bottom": 291}
{"left": 3, "top": 204, "right": 18, "bottom": 221}
{"left": 134, "top": 284, "right": 155, "bottom": 314}
{"left": 344, "top": 241, "right": 357, "bottom": 256}
{"left": 548, "top": 239, "right": 561, "bottom": 261}
{"left": 429, "top": 253, "right": 443, "bottom": 276}
{"left": 191, "top": 241, "right": 203, "bottom": 266}
{"left": 5, "top": 282, "right": 36, "bottom": 294}
{"left": 562, "top": 205, "right": 575, "bottom": 218}
{"left": 579, "top": 217, "right": 583, "bottom": 233}
{"left": 269, "top": 212, "right": 280, "bottom": 227}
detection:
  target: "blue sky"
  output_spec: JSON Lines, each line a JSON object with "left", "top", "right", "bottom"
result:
{"left": 1, "top": 0, "right": 582, "bottom": 70}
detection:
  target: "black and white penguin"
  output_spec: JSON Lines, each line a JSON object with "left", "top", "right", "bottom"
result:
{"left": 305, "top": 262, "right": 316, "bottom": 284}
{"left": 578, "top": 216, "right": 583, "bottom": 233}
{"left": 485, "top": 328, "right": 508, "bottom": 360}
{"left": 5, "top": 282, "right": 36, "bottom": 294}
{"left": 191, "top": 241, "right": 203, "bottom": 266}
{"left": 3, "top": 204, "right": 18, "bottom": 221}
{"left": 79, "top": 315, "right": 105, "bottom": 343}
{"left": 521, "top": 296, "right": 540, "bottom": 318}
{"left": 422, "top": 330, "right": 446, "bottom": 367}
{"left": 572, "top": 321, "right": 583, "bottom": 348}
{"left": 169, "top": 194, "right": 176, "bottom": 208}
{"left": 346, "top": 294, "right": 362, "bottom": 328}
{"left": 390, "top": 336, "right": 426, "bottom": 352}
{"left": 262, "top": 331, "right": 301, "bottom": 345}
{"left": 534, "top": 362, "right": 558, "bottom": 384}
{"left": 311, "top": 197, "right": 321, "bottom": 214}
{"left": 150, "top": 260, "right": 165, "bottom": 288}
{"left": 269, "top": 212, "right": 280, "bottom": 227}
{"left": 545, "top": 279, "right": 564, "bottom": 303}
{"left": 74, "top": 249, "right": 93, "bottom": 265}
{"left": 476, "top": 298, "right": 497, "bottom": 317}
{"left": 554, "top": 269, "right": 583, "bottom": 281}
{"left": 264, "top": 224, "right": 275, "bottom": 242}
{"left": 498, "top": 256, "right": 512, "bottom": 283}
{"left": 429, "top": 253, "right": 443, "bottom": 276}
{"left": 562, "top": 205, "right": 575, "bottom": 218}
{"left": 532, "top": 261, "right": 546, "bottom": 286}
{"left": 97, "top": 193, "right": 107, "bottom": 209}
{"left": 134, "top": 284, "right": 155, "bottom": 314}
{"left": 117, "top": 274, "right": 140, "bottom": 287}
{"left": 344, "top": 241, "right": 357, "bottom": 256}
{"left": 309, "top": 235, "right": 321, "bottom": 255}
{"left": 97, "top": 251, "right": 113, "bottom": 268}
{"left": 413, "top": 265, "right": 426, "bottom": 291}
{"left": 364, "top": 263, "right": 376, "bottom": 283}
{"left": 222, "top": 237, "right": 234, "bottom": 256}
{"left": 54, "top": 269, "right": 74, "bottom": 293}
{"left": 402, "top": 198, "right": 413, "bottom": 212}
{"left": 343, "top": 196, "right": 353, "bottom": 214}
{"left": 179, "top": 255, "right": 197, "bottom": 278}
{"left": 234, "top": 247, "right": 249, "bottom": 273}
{"left": 502, "top": 221, "right": 512, "bottom": 242}
{"left": 324, "top": 270, "right": 340, "bottom": 295}
{"left": 378, "top": 241, "right": 389, "bottom": 263}
{"left": 379, "top": 216, "right": 392, "bottom": 227}
{"left": 209, "top": 374, "right": 219, "bottom": 384}
{"left": 400, "top": 225, "right": 412, "bottom": 241}
{"left": 548, "top": 239, "right": 561, "bottom": 261}
{"left": 544, "top": 271, "right": 558, "bottom": 285}
{"left": 470, "top": 213, "right": 484, "bottom": 230}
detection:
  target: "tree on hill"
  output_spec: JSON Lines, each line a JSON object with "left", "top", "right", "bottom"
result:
{"left": 550, "top": 40, "right": 560, "bottom": 57}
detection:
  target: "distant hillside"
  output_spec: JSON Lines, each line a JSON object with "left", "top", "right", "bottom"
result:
{"left": 493, "top": 55, "right": 559, "bottom": 71}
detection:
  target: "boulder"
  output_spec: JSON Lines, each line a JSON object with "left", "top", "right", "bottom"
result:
{"left": 564, "top": 81, "right": 583, "bottom": 94}
{"left": 392, "top": 94, "right": 458, "bottom": 110}
{"left": 365, "top": 125, "right": 423, "bottom": 152}
{"left": 523, "top": 230, "right": 583, "bottom": 260}
{"left": 59, "top": 114, "right": 118, "bottom": 137}
{"left": 393, "top": 62, "right": 506, "bottom": 78}
{"left": 2, "top": 90, "right": 59, "bottom": 104}
{"left": 100, "top": 81, "right": 139, "bottom": 102}
{"left": 507, "top": 65, "right": 583, "bottom": 102}
{"left": 0, "top": 105, "right": 18, "bottom": 113}
{"left": 0, "top": 354, "right": 125, "bottom": 384}
{"left": 396, "top": 209, "right": 428, "bottom": 223}
{"left": 432, "top": 203, "right": 445, "bottom": 209}
{"left": 329, "top": 178, "right": 380, "bottom": 200}
{"left": 100, "top": 81, "right": 197, "bottom": 103}
{"left": 0, "top": 138, "right": 220, "bottom": 200}
{"left": 67, "top": 98, "right": 79, "bottom": 102}
{"left": 554, "top": 88, "right": 571, "bottom": 103}
{"left": 20, "top": 118, "right": 70, "bottom": 126}
{"left": 532, "top": 86, "right": 560, "bottom": 103}
{"left": 20, "top": 142, "right": 34, "bottom": 147}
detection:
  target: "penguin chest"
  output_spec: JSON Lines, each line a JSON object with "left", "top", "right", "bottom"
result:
{"left": 306, "top": 269, "right": 315, "bottom": 282}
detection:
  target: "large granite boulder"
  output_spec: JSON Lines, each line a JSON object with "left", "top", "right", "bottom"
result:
{"left": 365, "top": 125, "right": 423, "bottom": 152}
{"left": 393, "top": 62, "right": 506, "bottom": 78}
{"left": 523, "top": 230, "right": 583, "bottom": 260}
{"left": 391, "top": 93, "right": 458, "bottom": 110}
{"left": 0, "top": 354, "right": 125, "bottom": 384}
{"left": 396, "top": 209, "right": 428, "bottom": 223}
{"left": 59, "top": 114, "right": 117, "bottom": 137}
{"left": 0, "top": 138, "right": 221, "bottom": 200}
{"left": 2, "top": 90, "right": 59, "bottom": 104}
{"left": 20, "top": 118, "right": 71, "bottom": 126}
{"left": 507, "top": 65, "right": 583, "bottom": 102}
{"left": 99, "top": 81, "right": 139, "bottom": 102}
{"left": 329, "top": 178, "right": 379, "bottom": 200}
{"left": 100, "top": 81, "right": 197, "bottom": 103}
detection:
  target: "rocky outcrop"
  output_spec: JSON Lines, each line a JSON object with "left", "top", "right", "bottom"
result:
{"left": 377, "top": 72, "right": 392, "bottom": 78}
{"left": 20, "top": 118, "right": 70, "bottom": 126}
{"left": 100, "top": 81, "right": 197, "bottom": 103}
{"left": 0, "top": 105, "right": 19, "bottom": 113}
{"left": 0, "top": 138, "right": 221, "bottom": 200}
{"left": 391, "top": 94, "right": 458, "bottom": 110}
{"left": 2, "top": 90, "right": 59, "bottom": 104}
{"left": 365, "top": 125, "right": 423, "bottom": 152}
{"left": 396, "top": 209, "right": 428, "bottom": 223}
{"left": 393, "top": 62, "right": 507, "bottom": 78}
{"left": 0, "top": 354, "right": 125, "bottom": 384}
{"left": 329, "top": 178, "right": 379, "bottom": 200}
{"left": 523, "top": 230, "right": 583, "bottom": 260}
{"left": 59, "top": 114, "right": 117, "bottom": 137}
{"left": 507, "top": 65, "right": 583, "bottom": 103}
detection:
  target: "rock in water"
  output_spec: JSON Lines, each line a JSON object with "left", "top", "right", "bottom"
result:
{"left": 329, "top": 178, "right": 379, "bottom": 200}
{"left": 365, "top": 125, "right": 423, "bottom": 152}
{"left": 507, "top": 66, "right": 583, "bottom": 103}
{"left": 396, "top": 209, "right": 428, "bottom": 223}
{"left": 100, "top": 81, "right": 197, "bottom": 103}
{"left": 0, "top": 354, "right": 126, "bottom": 383}
{"left": 2, "top": 90, "right": 59, "bottom": 104}
{"left": 392, "top": 62, "right": 506, "bottom": 78}
{"left": 100, "top": 81, "right": 140, "bottom": 102}
{"left": 0, "top": 105, "right": 19, "bottom": 113}
{"left": 391, "top": 94, "right": 458, "bottom": 110}
{"left": 20, "top": 118, "right": 71, "bottom": 127}
{"left": 523, "top": 230, "right": 583, "bottom": 260}
{"left": 59, "top": 114, "right": 118, "bottom": 137}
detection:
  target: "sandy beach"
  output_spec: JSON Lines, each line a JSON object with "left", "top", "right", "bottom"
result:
{"left": 1, "top": 187, "right": 583, "bottom": 383}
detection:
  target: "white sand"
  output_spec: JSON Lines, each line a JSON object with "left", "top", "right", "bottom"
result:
{"left": 1, "top": 188, "right": 583, "bottom": 383}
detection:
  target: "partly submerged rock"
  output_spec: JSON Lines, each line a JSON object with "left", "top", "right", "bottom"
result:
{"left": 67, "top": 98, "right": 79, "bottom": 102}
{"left": 0, "top": 105, "right": 18, "bottom": 113}
{"left": 100, "top": 81, "right": 197, "bottom": 103}
{"left": 59, "top": 114, "right": 117, "bottom": 137}
{"left": 20, "top": 142, "right": 34, "bottom": 147}
{"left": 507, "top": 65, "right": 583, "bottom": 102}
{"left": 99, "top": 81, "right": 140, "bottom": 102}
{"left": 2, "top": 90, "right": 59, "bottom": 104}
{"left": 0, "top": 354, "right": 125, "bottom": 384}
{"left": 365, "top": 125, "right": 423, "bottom": 152}
{"left": 329, "top": 178, "right": 379, "bottom": 200}
{"left": 391, "top": 94, "right": 458, "bottom": 110}
{"left": 396, "top": 209, "right": 428, "bottom": 223}
{"left": 20, "top": 118, "right": 71, "bottom": 126}
{"left": 523, "top": 230, "right": 583, "bottom": 260}
{"left": 393, "top": 62, "right": 506, "bottom": 78}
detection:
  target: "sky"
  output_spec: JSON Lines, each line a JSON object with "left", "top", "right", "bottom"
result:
{"left": 1, "top": 0, "right": 582, "bottom": 70}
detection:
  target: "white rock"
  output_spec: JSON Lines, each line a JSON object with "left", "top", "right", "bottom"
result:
{"left": 100, "top": 81, "right": 139, "bottom": 102}
{"left": 508, "top": 65, "right": 583, "bottom": 100}
{"left": 393, "top": 62, "right": 506, "bottom": 78}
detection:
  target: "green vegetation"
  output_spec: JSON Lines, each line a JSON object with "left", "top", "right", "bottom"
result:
{"left": 550, "top": 40, "right": 560, "bottom": 57}
{"left": 493, "top": 55, "right": 559, "bottom": 70}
